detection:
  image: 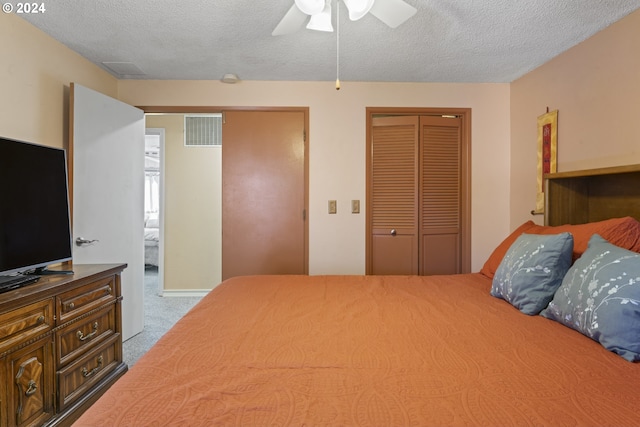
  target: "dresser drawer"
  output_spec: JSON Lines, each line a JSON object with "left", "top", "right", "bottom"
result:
{"left": 56, "top": 276, "right": 116, "bottom": 324}
{"left": 57, "top": 333, "right": 121, "bottom": 411}
{"left": 0, "top": 299, "right": 53, "bottom": 354}
{"left": 56, "top": 305, "right": 116, "bottom": 367}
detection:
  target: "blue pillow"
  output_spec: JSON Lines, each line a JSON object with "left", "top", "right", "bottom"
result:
{"left": 541, "top": 234, "right": 640, "bottom": 362}
{"left": 491, "top": 232, "right": 573, "bottom": 315}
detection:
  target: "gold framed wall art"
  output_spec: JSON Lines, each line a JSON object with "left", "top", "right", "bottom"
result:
{"left": 535, "top": 109, "right": 558, "bottom": 213}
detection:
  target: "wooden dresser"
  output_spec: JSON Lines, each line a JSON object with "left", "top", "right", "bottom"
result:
{"left": 0, "top": 264, "right": 127, "bottom": 427}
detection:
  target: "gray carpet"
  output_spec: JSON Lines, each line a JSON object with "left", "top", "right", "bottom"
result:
{"left": 122, "top": 266, "right": 203, "bottom": 367}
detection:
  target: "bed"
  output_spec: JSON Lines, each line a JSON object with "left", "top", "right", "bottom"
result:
{"left": 144, "top": 215, "right": 159, "bottom": 267}
{"left": 75, "top": 165, "right": 640, "bottom": 426}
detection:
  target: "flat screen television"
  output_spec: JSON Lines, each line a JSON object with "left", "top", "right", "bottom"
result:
{"left": 0, "top": 136, "right": 73, "bottom": 279}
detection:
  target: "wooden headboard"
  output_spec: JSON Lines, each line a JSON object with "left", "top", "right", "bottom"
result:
{"left": 544, "top": 164, "right": 640, "bottom": 226}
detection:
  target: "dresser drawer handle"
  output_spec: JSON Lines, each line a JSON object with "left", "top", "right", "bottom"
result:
{"left": 37, "top": 315, "right": 45, "bottom": 324}
{"left": 77, "top": 322, "right": 99, "bottom": 342}
{"left": 82, "top": 355, "right": 104, "bottom": 378}
{"left": 106, "top": 286, "right": 112, "bottom": 295}
{"left": 67, "top": 302, "right": 75, "bottom": 310}
{"left": 25, "top": 380, "right": 38, "bottom": 397}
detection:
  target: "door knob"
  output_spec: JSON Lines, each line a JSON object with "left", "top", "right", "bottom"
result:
{"left": 390, "top": 229, "right": 397, "bottom": 236}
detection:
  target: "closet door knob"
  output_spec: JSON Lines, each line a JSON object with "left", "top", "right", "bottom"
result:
{"left": 390, "top": 229, "right": 397, "bottom": 236}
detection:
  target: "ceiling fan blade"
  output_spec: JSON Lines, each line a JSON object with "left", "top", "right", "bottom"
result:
{"left": 294, "top": 0, "right": 325, "bottom": 15}
{"left": 369, "top": 0, "right": 417, "bottom": 28}
{"left": 272, "top": 4, "right": 308, "bottom": 36}
{"left": 343, "top": 0, "right": 375, "bottom": 21}
{"left": 306, "top": 0, "right": 333, "bottom": 32}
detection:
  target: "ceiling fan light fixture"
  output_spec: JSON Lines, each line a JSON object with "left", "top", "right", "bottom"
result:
{"left": 294, "top": 0, "right": 325, "bottom": 15}
{"left": 306, "top": 0, "right": 333, "bottom": 32}
{"left": 343, "top": 0, "right": 375, "bottom": 21}
{"left": 273, "top": 0, "right": 415, "bottom": 37}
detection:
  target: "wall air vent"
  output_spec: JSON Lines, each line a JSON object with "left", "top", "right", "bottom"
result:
{"left": 184, "top": 114, "right": 222, "bottom": 147}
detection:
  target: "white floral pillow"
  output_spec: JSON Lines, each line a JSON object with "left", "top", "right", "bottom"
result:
{"left": 541, "top": 234, "right": 640, "bottom": 362}
{"left": 491, "top": 232, "right": 573, "bottom": 315}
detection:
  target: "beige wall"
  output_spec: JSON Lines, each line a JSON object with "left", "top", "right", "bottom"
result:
{"left": 7, "top": 5, "right": 637, "bottom": 288}
{"left": 145, "top": 115, "right": 222, "bottom": 290}
{"left": 2, "top": 13, "right": 513, "bottom": 286}
{"left": 119, "top": 81, "right": 511, "bottom": 279}
{"left": 0, "top": 14, "right": 116, "bottom": 149}
{"left": 510, "top": 9, "right": 640, "bottom": 229}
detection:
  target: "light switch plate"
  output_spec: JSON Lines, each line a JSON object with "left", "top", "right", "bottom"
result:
{"left": 351, "top": 199, "right": 360, "bottom": 214}
{"left": 328, "top": 200, "right": 337, "bottom": 214}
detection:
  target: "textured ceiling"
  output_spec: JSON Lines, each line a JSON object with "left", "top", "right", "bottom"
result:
{"left": 18, "top": 0, "right": 640, "bottom": 83}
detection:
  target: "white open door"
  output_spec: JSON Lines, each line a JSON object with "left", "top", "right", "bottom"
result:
{"left": 70, "top": 83, "right": 145, "bottom": 341}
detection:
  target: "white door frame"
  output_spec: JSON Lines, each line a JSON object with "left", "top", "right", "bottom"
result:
{"left": 145, "top": 128, "right": 165, "bottom": 295}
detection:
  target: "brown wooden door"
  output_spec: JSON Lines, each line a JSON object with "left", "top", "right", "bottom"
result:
{"left": 368, "top": 113, "right": 466, "bottom": 275}
{"left": 370, "top": 116, "right": 419, "bottom": 275}
{"left": 222, "top": 110, "right": 307, "bottom": 280}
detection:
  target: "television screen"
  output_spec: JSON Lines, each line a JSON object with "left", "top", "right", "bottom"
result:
{"left": 0, "top": 137, "right": 73, "bottom": 276}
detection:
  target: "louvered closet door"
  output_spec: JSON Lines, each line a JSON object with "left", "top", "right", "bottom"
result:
{"left": 420, "top": 116, "right": 462, "bottom": 275}
{"left": 370, "top": 116, "right": 419, "bottom": 275}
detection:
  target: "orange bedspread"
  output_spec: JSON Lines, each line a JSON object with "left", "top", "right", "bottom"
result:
{"left": 75, "top": 274, "right": 640, "bottom": 426}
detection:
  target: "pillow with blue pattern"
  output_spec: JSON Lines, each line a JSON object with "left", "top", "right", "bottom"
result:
{"left": 491, "top": 232, "right": 573, "bottom": 315}
{"left": 541, "top": 234, "right": 640, "bottom": 362}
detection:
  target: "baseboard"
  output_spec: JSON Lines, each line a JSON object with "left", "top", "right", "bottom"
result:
{"left": 161, "top": 289, "right": 210, "bottom": 298}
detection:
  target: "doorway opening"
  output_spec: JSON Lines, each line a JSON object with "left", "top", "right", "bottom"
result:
{"left": 141, "top": 107, "right": 309, "bottom": 286}
{"left": 144, "top": 129, "right": 165, "bottom": 295}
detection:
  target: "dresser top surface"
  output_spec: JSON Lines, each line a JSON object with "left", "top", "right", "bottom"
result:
{"left": 0, "top": 264, "right": 126, "bottom": 307}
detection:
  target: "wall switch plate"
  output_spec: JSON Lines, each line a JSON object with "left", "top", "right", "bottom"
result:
{"left": 328, "top": 200, "right": 337, "bottom": 214}
{"left": 351, "top": 199, "right": 360, "bottom": 214}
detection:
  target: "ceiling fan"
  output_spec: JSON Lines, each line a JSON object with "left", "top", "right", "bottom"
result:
{"left": 272, "top": 0, "right": 417, "bottom": 36}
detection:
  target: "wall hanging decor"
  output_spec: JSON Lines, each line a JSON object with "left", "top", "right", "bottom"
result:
{"left": 535, "top": 109, "right": 558, "bottom": 214}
